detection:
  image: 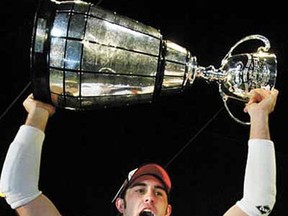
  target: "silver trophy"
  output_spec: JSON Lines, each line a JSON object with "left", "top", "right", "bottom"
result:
{"left": 30, "top": 0, "right": 277, "bottom": 125}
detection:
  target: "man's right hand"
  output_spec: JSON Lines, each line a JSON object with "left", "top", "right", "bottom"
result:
{"left": 23, "top": 94, "right": 56, "bottom": 131}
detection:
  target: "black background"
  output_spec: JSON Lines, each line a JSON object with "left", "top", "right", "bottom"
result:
{"left": 0, "top": 0, "right": 287, "bottom": 215}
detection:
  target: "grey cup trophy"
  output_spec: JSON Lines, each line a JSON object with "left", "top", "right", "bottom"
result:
{"left": 30, "top": 0, "right": 277, "bottom": 125}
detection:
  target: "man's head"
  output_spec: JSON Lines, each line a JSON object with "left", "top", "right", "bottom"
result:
{"left": 113, "top": 163, "right": 172, "bottom": 216}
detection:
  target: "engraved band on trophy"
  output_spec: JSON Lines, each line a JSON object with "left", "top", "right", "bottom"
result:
{"left": 30, "top": 0, "right": 277, "bottom": 125}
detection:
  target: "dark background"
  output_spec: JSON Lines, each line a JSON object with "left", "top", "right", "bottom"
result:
{"left": 0, "top": 0, "right": 287, "bottom": 215}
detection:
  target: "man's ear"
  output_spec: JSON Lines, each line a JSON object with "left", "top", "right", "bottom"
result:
{"left": 165, "top": 204, "right": 172, "bottom": 216}
{"left": 115, "top": 197, "right": 125, "bottom": 213}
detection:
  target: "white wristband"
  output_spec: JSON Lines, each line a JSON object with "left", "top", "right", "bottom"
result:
{"left": 0, "top": 125, "right": 44, "bottom": 209}
{"left": 237, "top": 139, "right": 276, "bottom": 216}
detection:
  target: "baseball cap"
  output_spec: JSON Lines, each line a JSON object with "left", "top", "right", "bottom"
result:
{"left": 111, "top": 163, "right": 171, "bottom": 203}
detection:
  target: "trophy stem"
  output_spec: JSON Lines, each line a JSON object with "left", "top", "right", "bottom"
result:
{"left": 195, "top": 66, "right": 226, "bottom": 82}
{"left": 184, "top": 57, "right": 226, "bottom": 86}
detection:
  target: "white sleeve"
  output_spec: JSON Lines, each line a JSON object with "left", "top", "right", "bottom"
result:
{"left": 0, "top": 125, "right": 45, "bottom": 209}
{"left": 236, "top": 139, "right": 276, "bottom": 216}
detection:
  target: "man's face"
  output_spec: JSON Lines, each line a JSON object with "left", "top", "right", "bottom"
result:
{"left": 117, "top": 175, "right": 172, "bottom": 216}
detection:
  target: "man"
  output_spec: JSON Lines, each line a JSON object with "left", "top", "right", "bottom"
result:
{"left": 0, "top": 88, "right": 279, "bottom": 216}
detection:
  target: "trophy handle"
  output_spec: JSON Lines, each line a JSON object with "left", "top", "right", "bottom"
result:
{"left": 219, "top": 87, "right": 251, "bottom": 125}
{"left": 221, "top": 34, "right": 271, "bottom": 65}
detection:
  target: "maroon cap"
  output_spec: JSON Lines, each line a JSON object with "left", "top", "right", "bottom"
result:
{"left": 112, "top": 163, "right": 171, "bottom": 203}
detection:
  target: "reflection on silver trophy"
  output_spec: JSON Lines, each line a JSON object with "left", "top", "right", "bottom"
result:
{"left": 30, "top": 0, "right": 277, "bottom": 125}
